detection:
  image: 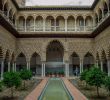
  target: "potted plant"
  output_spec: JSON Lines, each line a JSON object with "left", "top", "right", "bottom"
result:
{"left": 54, "top": 71, "right": 57, "bottom": 77}
{"left": 50, "top": 72, "right": 52, "bottom": 77}
{"left": 61, "top": 71, "right": 64, "bottom": 77}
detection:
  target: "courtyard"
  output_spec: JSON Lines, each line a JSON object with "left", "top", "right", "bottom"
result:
{"left": 0, "top": 0, "right": 110, "bottom": 99}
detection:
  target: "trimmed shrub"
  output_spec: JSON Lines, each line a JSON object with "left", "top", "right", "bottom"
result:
{"left": 19, "top": 69, "right": 32, "bottom": 89}
{"left": 3, "top": 72, "right": 21, "bottom": 97}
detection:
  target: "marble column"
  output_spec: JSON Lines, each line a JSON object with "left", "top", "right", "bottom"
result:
{"left": 75, "top": 18, "right": 77, "bottom": 31}
{"left": 84, "top": 18, "right": 86, "bottom": 31}
{"left": 12, "top": 62, "right": 15, "bottom": 72}
{"left": 107, "top": 59, "right": 110, "bottom": 76}
{"left": 34, "top": 18, "right": 36, "bottom": 32}
{"left": 54, "top": 19, "right": 56, "bottom": 31}
{"left": 65, "top": 64, "right": 67, "bottom": 77}
{"left": 1, "top": 60, "right": 4, "bottom": 80}
{"left": 65, "top": 62, "right": 69, "bottom": 77}
{"left": 65, "top": 18, "right": 67, "bottom": 32}
{"left": 96, "top": 60, "right": 99, "bottom": 67}
{"left": 67, "top": 64, "right": 69, "bottom": 77}
{"left": 102, "top": 10, "right": 104, "bottom": 18}
{"left": 80, "top": 59, "right": 83, "bottom": 73}
{"left": 7, "top": 9, "right": 10, "bottom": 20}
{"left": 100, "top": 61, "right": 103, "bottom": 72}
{"left": 43, "top": 18, "right": 45, "bottom": 31}
{"left": 42, "top": 63, "right": 44, "bottom": 77}
{"left": 25, "top": 18, "right": 27, "bottom": 32}
{"left": 36, "top": 67, "right": 37, "bottom": 74}
{"left": 27, "top": 61, "right": 29, "bottom": 70}
{"left": 8, "top": 62, "right": 10, "bottom": 72}
{"left": 92, "top": 16, "right": 95, "bottom": 28}
{"left": 43, "top": 63, "right": 45, "bottom": 77}
{"left": 14, "top": 62, "right": 16, "bottom": 72}
{"left": 28, "top": 61, "right": 30, "bottom": 70}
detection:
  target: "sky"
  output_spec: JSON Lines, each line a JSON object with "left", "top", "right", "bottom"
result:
{"left": 26, "top": 0, "right": 95, "bottom": 6}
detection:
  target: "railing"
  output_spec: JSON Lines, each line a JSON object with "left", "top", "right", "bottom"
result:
{"left": 67, "top": 28, "right": 75, "bottom": 32}
{"left": 17, "top": 26, "right": 25, "bottom": 32}
{"left": 16, "top": 26, "right": 94, "bottom": 32}
{"left": 98, "top": 12, "right": 110, "bottom": 26}
{"left": 45, "top": 26, "right": 55, "bottom": 31}
{"left": 0, "top": 10, "right": 110, "bottom": 33}
{"left": 35, "top": 27, "right": 43, "bottom": 31}
{"left": 76, "top": 26, "right": 84, "bottom": 32}
{"left": 26, "top": 26, "right": 34, "bottom": 32}
{"left": 0, "top": 10, "right": 15, "bottom": 28}
{"left": 85, "top": 26, "right": 94, "bottom": 32}
{"left": 56, "top": 26, "right": 65, "bottom": 31}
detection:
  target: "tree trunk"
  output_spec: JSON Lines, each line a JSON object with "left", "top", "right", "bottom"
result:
{"left": 97, "top": 86, "right": 100, "bottom": 97}
{"left": 24, "top": 80, "right": 25, "bottom": 89}
{"left": 109, "top": 90, "right": 110, "bottom": 96}
{"left": 11, "top": 87, "right": 14, "bottom": 98}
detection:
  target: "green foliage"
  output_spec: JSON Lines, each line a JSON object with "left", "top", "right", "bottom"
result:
{"left": 19, "top": 69, "right": 32, "bottom": 89}
{"left": 20, "top": 69, "right": 32, "bottom": 81}
{"left": 3, "top": 72, "right": 21, "bottom": 88}
{"left": 86, "top": 67, "right": 105, "bottom": 86}
{"left": 3, "top": 72, "right": 21, "bottom": 97}
{"left": 0, "top": 81, "right": 3, "bottom": 92}
{"left": 86, "top": 67, "right": 105, "bottom": 96}
{"left": 80, "top": 70, "right": 88, "bottom": 81}
{"left": 58, "top": 71, "right": 64, "bottom": 75}
{"left": 104, "top": 76, "right": 110, "bottom": 95}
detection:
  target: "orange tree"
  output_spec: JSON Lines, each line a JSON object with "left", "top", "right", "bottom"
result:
{"left": 86, "top": 67, "right": 105, "bottom": 97}
{"left": 3, "top": 72, "right": 21, "bottom": 98}
{"left": 19, "top": 69, "right": 32, "bottom": 89}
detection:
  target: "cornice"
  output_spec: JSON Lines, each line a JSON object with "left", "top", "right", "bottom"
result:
{"left": 11, "top": 0, "right": 99, "bottom": 11}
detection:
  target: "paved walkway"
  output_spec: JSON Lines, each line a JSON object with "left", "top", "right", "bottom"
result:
{"left": 25, "top": 77, "right": 87, "bottom": 100}
{"left": 62, "top": 78, "right": 88, "bottom": 100}
{"left": 24, "top": 78, "right": 48, "bottom": 100}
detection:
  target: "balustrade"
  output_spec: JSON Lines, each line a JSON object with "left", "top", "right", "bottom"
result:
{"left": 0, "top": 9, "right": 110, "bottom": 33}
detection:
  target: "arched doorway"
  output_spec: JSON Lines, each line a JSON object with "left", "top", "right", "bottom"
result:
{"left": 77, "top": 16, "right": 84, "bottom": 31}
{"left": 98, "top": 8, "right": 103, "bottom": 22}
{"left": 101, "top": 50, "right": 108, "bottom": 73}
{"left": 96, "top": 52, "right": 100, "bottom": 67}
{"left": 103, "top": 2, "right": 109, "bottom": 16}
{"left": 0, "top": 47, "right": 3, "bottom": 78}
{"left": 10, "top": 52, "right": 15, "bottom": 71}
{"left": 46, "top": 40, "right": 64, "bottom": 76}
{"left": 16, "top": 53, "right": 26, "bottom": 71}
{"left": 83, "top": 52, "right": 94, "bottom": 70}
{"left": 4, "top": 50, "right": 10, "bottom": 72}
{"left": 30, "top": 52, "right": 42, "bottom": 76}
{"left": 69, "top": 52, "right": 80, "bottom": 76}
{"left": 46, "top": 16, "right": 55, "bottom": 31}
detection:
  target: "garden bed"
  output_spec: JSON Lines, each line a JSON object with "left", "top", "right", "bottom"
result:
{"left": 70, "top": 78, "right": 110, "bottom": 100}
{"left": 0, "top": 79, "right": 42, "bottom": 100}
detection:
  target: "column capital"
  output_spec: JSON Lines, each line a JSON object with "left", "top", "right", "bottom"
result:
{"left": 33, "top": 14, "right": 36, "bottom": 19}
{"left": 64, "top": 60, "right": 69, "bottom": 63}
{"left": 80, "top": 58, "right": 83, "bottom": 62}
{"left": 107, "top": 57, "right": 110, "bottom": 61}
{"left": 42, "top": 61, "right": 46, "bottom": 64}
{"left": 43, "top": 16, "right": 46, "bottom": 20}
{"left": 0, "top": 58, "right": 4, "bottom": 62}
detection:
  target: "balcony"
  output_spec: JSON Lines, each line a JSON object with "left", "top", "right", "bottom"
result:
{"left": 0, "top": 10, "right": 15, "bottom": 28}
{"left": 16, "top": 25, "right": 94, "bottom": 33}
{"left": 0, "top": 9, "right": 110, "bottom": 34}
